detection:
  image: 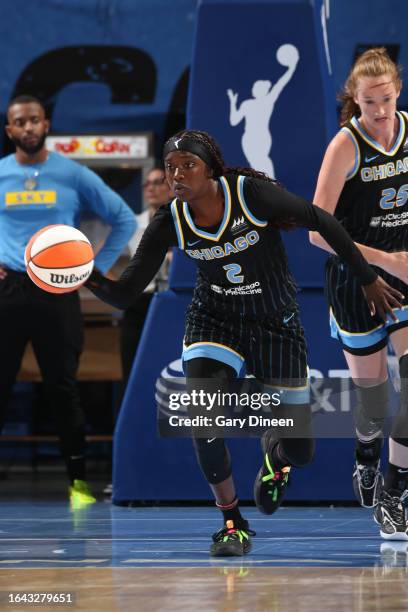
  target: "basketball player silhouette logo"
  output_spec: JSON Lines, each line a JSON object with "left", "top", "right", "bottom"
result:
{"left": 227, "top": 44, "right": 299, "bottom": 179}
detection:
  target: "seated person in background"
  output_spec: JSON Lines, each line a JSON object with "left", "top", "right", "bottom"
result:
{"left": 120, "top": 166, "right": 173, "bottom": 386}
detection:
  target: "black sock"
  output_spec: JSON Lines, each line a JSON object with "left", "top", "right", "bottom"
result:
{"left": 216, "top": 499, "right": 247, "bottom": 528}
{"left": 384, "top": 462, "right": 407, "bottom": 495}
{"left": 355, "top": 437, "right": 382, "bottom": 464}
{"left": 67, "top": 455, "right": 86, "bottom": 484}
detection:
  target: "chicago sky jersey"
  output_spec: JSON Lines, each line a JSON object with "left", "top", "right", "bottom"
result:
{"left": 335, "top": 111, "right": 408, "bottom": 251}
{"left": 327, "top": 111, "right": 408, "bottom": 332}
{"left": 170, "top": 174, "right": 298, "bottom": 315}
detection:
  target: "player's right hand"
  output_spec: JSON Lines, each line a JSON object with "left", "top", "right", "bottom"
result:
{"left": 0, "top": 266, "right": 8, "bottom": 280}
{"left": 362, "top": 275, "right": 404, "bottom": 322}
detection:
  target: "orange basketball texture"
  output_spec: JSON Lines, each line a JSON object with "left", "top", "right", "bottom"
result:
{"left": 25, "top": 225, "right": 94, "bottom": 294}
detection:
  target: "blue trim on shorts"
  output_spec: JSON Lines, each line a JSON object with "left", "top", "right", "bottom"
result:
{"left": 182, "top": 343, "right": 245, "bottom": 376}
{"left": 263, "top": 384, "right": 310, "bottom": 405}
{"left": 330, "top": 307, "right": 408, "bottom": 349}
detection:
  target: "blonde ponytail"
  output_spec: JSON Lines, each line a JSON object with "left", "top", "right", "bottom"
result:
{"left": 338, "top": 47, "right": 402, "bottom": 126}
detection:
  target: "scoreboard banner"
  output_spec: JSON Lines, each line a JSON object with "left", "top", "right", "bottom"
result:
{"left": 46, "top": 134, "right": 152, "bottom": 160}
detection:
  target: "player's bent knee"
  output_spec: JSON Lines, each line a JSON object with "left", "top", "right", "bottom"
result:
{"left": 276, "top": 402, "right": 313, "bottom": 437}
{"left": 280, "top": 437, "right": 315, "bottom": 468}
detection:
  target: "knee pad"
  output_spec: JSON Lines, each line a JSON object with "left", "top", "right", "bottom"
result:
{"left": 279, "top": 437, "right": 315, "bottom": 468}
{"left": 274, "top": 403, "right": 314, "bottom": 467}
{"left": 192, "top": 437, "right": 232, "bottom": 485}
{"left": 391, "top": 355, "right": 408, "bottom": 442}
{"left": 354, "top": 380, "right": 388, "bottom": 440}
{"left": 274, "top": 402, "right": 313, "bottom": 438}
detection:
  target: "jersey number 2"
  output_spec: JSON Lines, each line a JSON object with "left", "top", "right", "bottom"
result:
{"left": 223, "top": 263, "right": 244, "bottom": 284}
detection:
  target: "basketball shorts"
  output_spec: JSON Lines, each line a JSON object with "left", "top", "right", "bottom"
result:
{"left": 183, "top": 302, "right": 309, "bottom": 404}
{"left": 326, "top": 257, "right": 408, "bottom": 356}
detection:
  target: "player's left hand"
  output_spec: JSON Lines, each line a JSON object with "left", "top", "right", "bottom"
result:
{"left": 362, "top": 276, "right": 404, "bottom": 322}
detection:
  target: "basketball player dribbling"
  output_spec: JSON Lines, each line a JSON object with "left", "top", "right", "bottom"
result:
{"left": 87, "top": 129, "right": 401, "bottom": 555}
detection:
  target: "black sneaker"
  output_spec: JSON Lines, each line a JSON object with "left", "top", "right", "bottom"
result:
{"left": 353, "top": 458, "right": 383, "bottom": 508}
{"left": 210, "top": 520, "right": 256, "bottom": 557}
{"left": 254, "top": 431, "right": 290, "bottom": 515}
{"left": 374, "top": 490, "right": 408, "bottom": 541}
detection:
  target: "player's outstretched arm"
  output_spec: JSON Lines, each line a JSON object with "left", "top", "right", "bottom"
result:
{"left": 307, "top": 204, "right": 403, "bottom": 321}
{"left": 243, "top": 177, "right": 403, "bottom": 321}
{"left": 86, "top": 206, "right": 176, "bottom": 309}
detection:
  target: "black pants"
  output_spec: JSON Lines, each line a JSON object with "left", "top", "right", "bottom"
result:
{"left": 0, "top": 271, "right": 86, "bottom": 481}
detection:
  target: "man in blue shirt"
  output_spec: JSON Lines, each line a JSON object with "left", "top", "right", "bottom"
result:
{"left": 0, "top": 95, "right": 136, "bottom": 506}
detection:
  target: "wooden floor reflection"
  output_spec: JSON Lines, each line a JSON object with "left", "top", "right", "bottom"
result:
{"left": 1, "top": 567, "right": 408, "bottom": 611}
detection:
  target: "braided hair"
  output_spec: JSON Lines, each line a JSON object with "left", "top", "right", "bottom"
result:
{"left": 163, "top": 129, "right": 296, "bottom": 230}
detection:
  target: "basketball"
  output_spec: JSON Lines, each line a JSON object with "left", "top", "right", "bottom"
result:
{"left": 24, "top": 225, "right": 94, "bottom": 294}
{"left": 276, "top": 43, "right": 299, "bottom": 67}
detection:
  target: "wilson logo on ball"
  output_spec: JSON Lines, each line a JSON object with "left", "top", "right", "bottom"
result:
{"left": 25, "top": 224, "right": 94, "bottom": 294}
{"left": 49, "top": 272, "right": 92, "bottom": 284}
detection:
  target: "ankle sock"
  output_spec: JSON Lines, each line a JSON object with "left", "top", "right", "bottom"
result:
{"left": 216, "top": 497, "right": 247, "bottom": 528}
{"left": 355, "top": 437, "right": 382, "bottom": 464}
{"left": 384, "top": 462, "right": 408, "bottom": 495}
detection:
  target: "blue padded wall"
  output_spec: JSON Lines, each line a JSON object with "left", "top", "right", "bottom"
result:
{"left": 168, "top": 0, "right": 336, "bottom": 290}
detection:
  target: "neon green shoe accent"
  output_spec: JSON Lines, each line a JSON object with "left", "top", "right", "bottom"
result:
{"left": 261, "top": 455, "right": 290, "bottom": 498}
{"left": 222, "top": 529, "right": 249, "bottom": 544}
{"left": 261, "top": 453, "right": 276, "bottom": 482}
{"left": 69, "top": 479, "right": 96, "bottom": 508}
{"left": 237, "top": 530, "right": 249, "bottom": 543}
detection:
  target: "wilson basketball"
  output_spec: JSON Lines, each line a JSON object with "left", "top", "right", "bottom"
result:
{"left": 25, "top": 225, "right": 94, "bottom": 294}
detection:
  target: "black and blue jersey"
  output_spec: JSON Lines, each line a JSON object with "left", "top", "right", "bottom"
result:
{"left": 327, "top": 111, "right": 408, "bottom": 353}
{"left": 171, "top": 174, "right": 297, "bottom": 316}
{"left": 88, "top": 172, "right": 376, "bottom": 315}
